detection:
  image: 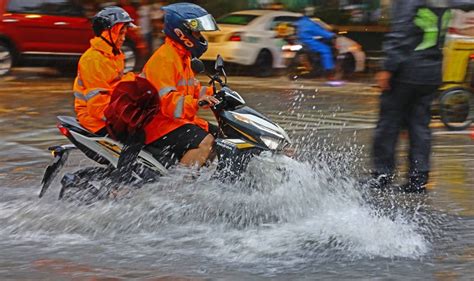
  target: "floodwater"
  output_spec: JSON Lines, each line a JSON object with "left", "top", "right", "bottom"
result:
{"left": 0, "top": 75, "right": 473, "bottom": 280}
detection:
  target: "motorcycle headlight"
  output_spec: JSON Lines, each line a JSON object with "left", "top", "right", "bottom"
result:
{"left": 282, "top": 44, "right": 303, "bottom": 51}
{"left": 261, "top": 136, "right": 281, "bottom": 150}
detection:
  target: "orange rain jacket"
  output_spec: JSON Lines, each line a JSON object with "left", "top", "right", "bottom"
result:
{"left": 141, "top": 37, "right": 213, "bottom": 144}
{"left": 73, "top": 24, "right": 135, "bottom": 133}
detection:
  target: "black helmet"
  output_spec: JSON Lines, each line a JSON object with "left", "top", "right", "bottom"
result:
{"left": 92, "top": 6, "right": 136, "bottom": 37}
{"left": 92, "top": 6, "right": 136, "bottom": 55}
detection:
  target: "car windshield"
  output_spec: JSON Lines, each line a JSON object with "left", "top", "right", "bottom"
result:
{"left": 216, "top": 14, "right": 258, "bottom": 25}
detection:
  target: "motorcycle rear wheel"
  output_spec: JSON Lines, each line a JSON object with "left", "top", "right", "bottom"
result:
{"left": 59, "top": 167, "right": 114, "bottom": 203}
{"left": 339, "top": 52, "right": 356, "bottom": 78}
{"left": 59, "top": 165, "right": 152, "bottom": 203}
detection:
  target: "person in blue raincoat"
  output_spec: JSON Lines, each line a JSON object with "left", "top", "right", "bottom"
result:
{"left": 295, "top": 16, "right": 339, "bottom": 82}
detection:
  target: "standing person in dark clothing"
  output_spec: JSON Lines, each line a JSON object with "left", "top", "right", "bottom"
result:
{"left": 368, "top": 0, "right": 455, "bottom": 193}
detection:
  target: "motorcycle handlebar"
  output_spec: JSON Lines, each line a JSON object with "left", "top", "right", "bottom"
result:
{"left": 200, "top": 71, "right": 228, "bottom": 108}
{"left": 198, "top": 100, "right": 209, "bottom": 107}
{"left": 198, "top": 88, "right": 227, "bottom": 107}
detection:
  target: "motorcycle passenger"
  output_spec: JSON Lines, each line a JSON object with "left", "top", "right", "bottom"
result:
{"left": 73, "top": 6, "right": 136, "bottom": 135}
{"left": 140, "top": 3, "right": 219, "bottom": 168}
{"left": 294, "top": 16, "right": 342, "bottom": 85}
{"left": 275, "top": 22, "right": 296, "bottom": 47}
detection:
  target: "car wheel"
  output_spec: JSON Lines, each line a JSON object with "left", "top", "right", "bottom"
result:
{"left": 253, "top": 50, "right": 273, "bottom": 77}
{"left": 0, "top": 42, "right": 13, "bottom": 76}
{"left": 122, "top": 42, "right": 137, "bottom": 72}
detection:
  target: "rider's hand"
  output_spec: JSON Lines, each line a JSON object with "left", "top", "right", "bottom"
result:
{"left": 375, "top": 71, "right": 392, "bottom": 91}
{"left": 198, "top": 95, "right": 220, "bottom": 107}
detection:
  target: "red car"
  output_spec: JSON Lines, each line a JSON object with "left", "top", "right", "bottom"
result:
{"left": 0, "top": 0, "right": 148, "bottom": 76}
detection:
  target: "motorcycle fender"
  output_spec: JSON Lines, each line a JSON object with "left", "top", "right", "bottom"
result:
{"left": 39, "top": 145, "right": 76, "bottom": 198}
{"left": 214, "top": 139, "right": 262, "bottom": 181}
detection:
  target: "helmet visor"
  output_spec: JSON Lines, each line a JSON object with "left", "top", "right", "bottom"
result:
{"left": 126, "top": 22, "right": 138, "bottom": 29}
{"left": 184, "top": 14, "right": 219, "bottom": 32}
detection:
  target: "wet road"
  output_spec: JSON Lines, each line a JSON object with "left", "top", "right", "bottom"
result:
{"left": 0, "top": 70, "right": 473, "bottom": 280}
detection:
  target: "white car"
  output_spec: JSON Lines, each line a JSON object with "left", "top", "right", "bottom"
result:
{"left": 201, "top": 10, "right": 303, "bottom": 76}
{"left": 202, "top": 10, "right": 365, "bottom": 76}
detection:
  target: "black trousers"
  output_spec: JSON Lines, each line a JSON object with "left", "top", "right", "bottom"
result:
{"left": 145, "top": 122, "right": 218, "bottom": 168}
{"left": 372, "top": 81, "right": 438, "bottom": 177}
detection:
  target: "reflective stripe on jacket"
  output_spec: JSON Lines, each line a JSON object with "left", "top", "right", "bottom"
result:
{"left": 73, "top": 32, "right": 134, "bottom": 133}
{"left": 141, "top": 37, "right": 213, "bottom": 144}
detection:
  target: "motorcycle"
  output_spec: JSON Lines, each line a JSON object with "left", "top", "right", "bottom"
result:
{"left": 39, "top": 55, "right": 292, "bottom": 201}
{"left": 281, "top": 35, "right": 364, "bottom": 80}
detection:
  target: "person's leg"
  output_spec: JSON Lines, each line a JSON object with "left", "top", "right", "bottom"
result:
{"left": 146, "top": 124, "right": 211, "bottom": 168}
{"left": 309, "top": 41, "right": 344, "bottom": 85}
{"left": 370, "top": 82, "right": 411, "bottom": 187}
{"left": 303, "top": 40, "right": 335, "bottom": 72}
{"left": 180, "top": 134, "right": 214, "bottom": 167}
{"left": 404, "top": 85, "right": 437, "bottom": 192}
{"left": 373, "top": 92, "right": 401, "bottom": 175}
{"left": 314, "top": 42, "right": 334, "bottom": 72}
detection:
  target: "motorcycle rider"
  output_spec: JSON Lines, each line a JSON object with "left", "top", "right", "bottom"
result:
{"left": 294, "top": 15, "right": 343, "bottom": 85}
{"left": 140, "top": 3, "right": 220, "bottom": 168}
{"left": 73, "top": 6, "right": 136, "bottom": 135}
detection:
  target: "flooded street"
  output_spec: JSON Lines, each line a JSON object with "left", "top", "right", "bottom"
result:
{"left": 0, "top": 72, "right": 473, "bottom": 280}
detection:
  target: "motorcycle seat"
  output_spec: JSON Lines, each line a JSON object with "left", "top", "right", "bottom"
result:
{"left": 57, "top": 116, "right": 99, "bottom": 137}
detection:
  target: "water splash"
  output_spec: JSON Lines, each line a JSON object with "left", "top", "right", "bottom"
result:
{"left": 0, "top": 94, "right": 432, "bottom": 273}
{"left": 1, "top": 150, "right": 429, "bottom": 272}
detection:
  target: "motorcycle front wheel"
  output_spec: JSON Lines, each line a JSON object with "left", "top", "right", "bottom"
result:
{"left": 287, "top": 52, "right": 322, "bottom": 80}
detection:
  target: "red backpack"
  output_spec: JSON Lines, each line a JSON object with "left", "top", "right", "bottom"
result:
{"left": 104, "top": 76, "right": 159, "bottom": 142}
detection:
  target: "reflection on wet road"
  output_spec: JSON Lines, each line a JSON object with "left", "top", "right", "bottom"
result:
{"left": 0, "top": 74, "right": 473, "bottom": 280}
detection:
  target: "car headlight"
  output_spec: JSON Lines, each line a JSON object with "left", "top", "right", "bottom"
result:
{"left": 261, "top": 136, "right": 281, "bottom": 150}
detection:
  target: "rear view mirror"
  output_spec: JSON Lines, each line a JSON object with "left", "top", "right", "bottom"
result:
{"left": 191, "top": 58, "right": 205, "bottom": 74}
{"left": 215, "top": 55, "right": 224, "bottom": 71}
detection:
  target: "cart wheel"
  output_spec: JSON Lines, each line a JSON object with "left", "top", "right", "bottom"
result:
{"left": 439, "top": 87, "right": 473, "bottom": 131}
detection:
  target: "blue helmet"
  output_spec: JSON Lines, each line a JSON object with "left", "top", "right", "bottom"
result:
{"left": 162, "top": 3, "right": 219, "bottom": 58}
